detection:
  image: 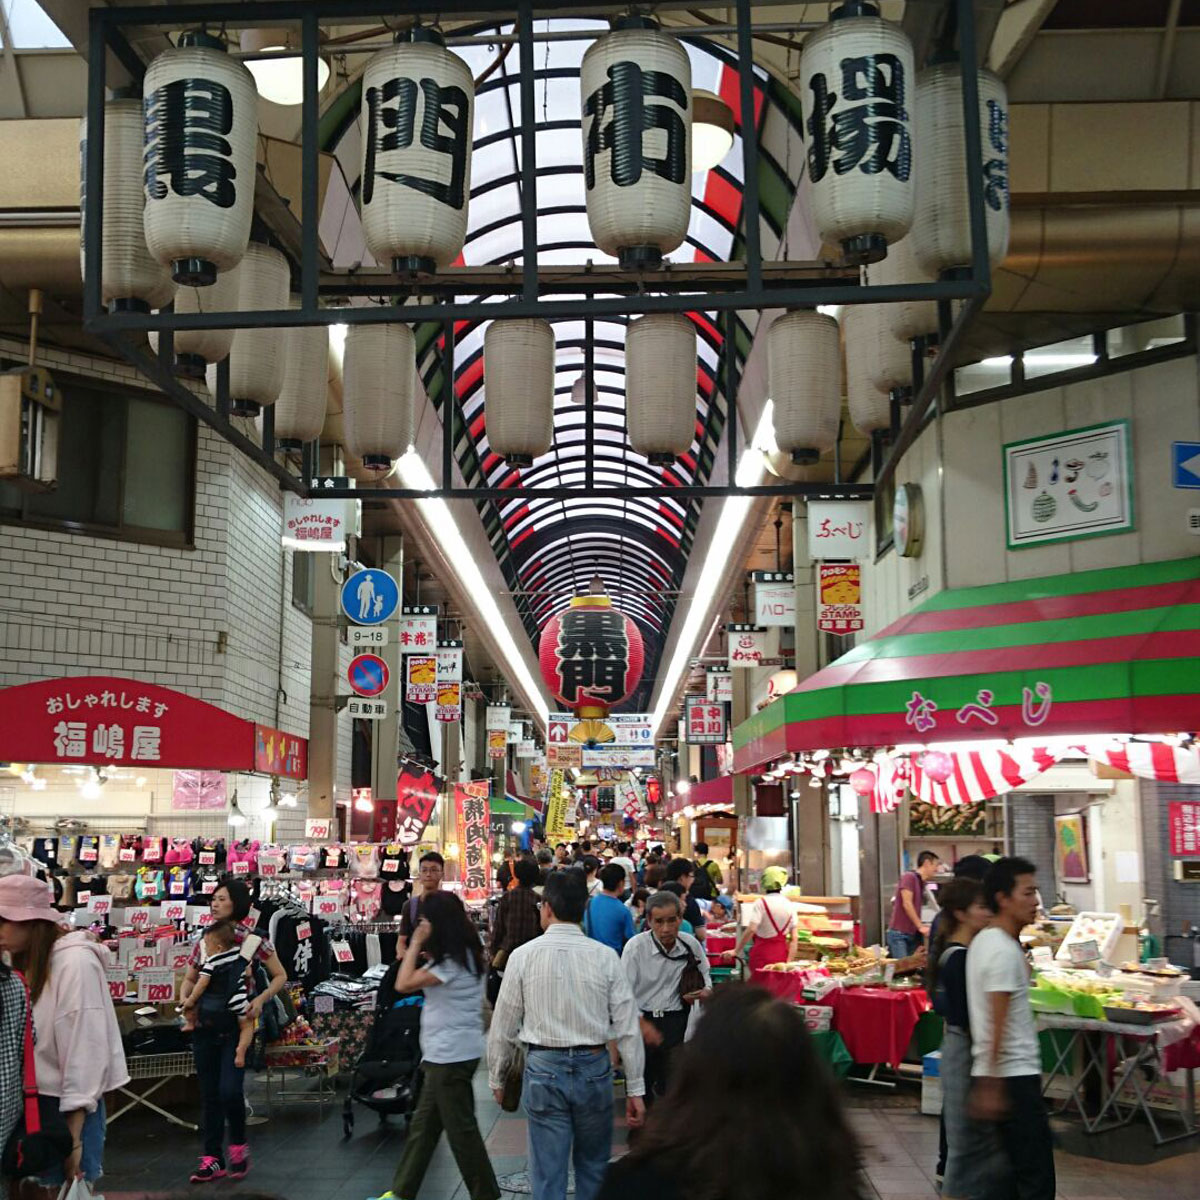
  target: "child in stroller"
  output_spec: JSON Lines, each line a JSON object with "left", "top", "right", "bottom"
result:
{"left": 342, "top": 959, "right": 424, "bottom": 1137}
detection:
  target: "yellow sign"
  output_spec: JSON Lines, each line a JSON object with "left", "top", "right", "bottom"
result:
{"left": 545, "top": 769, "right": 568, "bottom": 842}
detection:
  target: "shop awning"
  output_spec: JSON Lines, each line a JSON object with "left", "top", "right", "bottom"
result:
{"left": 734, "top": 557, "right": 1200, "bottom": 773}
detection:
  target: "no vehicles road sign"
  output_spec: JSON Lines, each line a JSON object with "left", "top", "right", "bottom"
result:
{"left": 341, "top": 568, "right": 399, "bottom": 625}
{"left": 348, "top": 653, "right": 389, "bottom": 698}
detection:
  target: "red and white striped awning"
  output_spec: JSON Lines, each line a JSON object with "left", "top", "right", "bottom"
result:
{"left": 1084, "top": 741, "right": 1200, "bottom": 785}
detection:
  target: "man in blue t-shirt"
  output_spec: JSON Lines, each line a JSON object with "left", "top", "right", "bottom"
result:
{"left": 584, "top": 863, "right": 635, "bottom": 954}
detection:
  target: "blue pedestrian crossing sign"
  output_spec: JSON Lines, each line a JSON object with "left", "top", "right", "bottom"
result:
{"left": 1172, "top": 442, "right": 1200, "bottom": 490}
{"left": 341, "top": 568, "right": 399, "bottom": 625}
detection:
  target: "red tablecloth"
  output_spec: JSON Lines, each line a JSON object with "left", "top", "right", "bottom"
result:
{"left": 1164, "top": 1025, "right": 1200, "bottom": 1072}
{"left": 705, "top": 933, "right": 737, "bottom": 957}
{"left": 819, "top": 987, "right": 931, "bottom": 1067}
{"left": 755, "top": 966, "right": 830, "bottom": 1005}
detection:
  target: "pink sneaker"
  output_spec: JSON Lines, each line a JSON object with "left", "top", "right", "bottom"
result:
{"left": 228, "top": 1143, "right": 250, "bottom": 1180}
{"left": 190, "top": 1156, "right": 226, "bottom": 1183}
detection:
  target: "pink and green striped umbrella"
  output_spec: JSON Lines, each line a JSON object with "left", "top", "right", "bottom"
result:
{"left": 733, "top": 556, "right": 1200, "bottom": 773}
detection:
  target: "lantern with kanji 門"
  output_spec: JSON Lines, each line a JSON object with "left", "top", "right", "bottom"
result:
{"left": 359, "top": 28, "right": 474, "bottom": 275}
{"left": 580, "top": 17, "right": 691, "bottom": 269}
{"left": 142, "top": 32, "right": 258, "bottom": 286}
{"left": 538, "top": 593, "right": 645, "bottom": 717}
{"left": 799, "top": 3, "right": 916, "bottom": 265}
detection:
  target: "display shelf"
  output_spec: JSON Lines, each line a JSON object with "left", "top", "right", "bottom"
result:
{"left": 903, "top": 835, "right": 1002, "bottom": 843}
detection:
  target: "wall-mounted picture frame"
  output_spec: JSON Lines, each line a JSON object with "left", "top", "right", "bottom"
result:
{"left": 1054, "top": 812, "right": 1090, "bottom": 884}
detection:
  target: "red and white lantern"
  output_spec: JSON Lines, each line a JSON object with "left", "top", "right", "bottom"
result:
{"left": 538, "top": 594, "right": 645, "bottom": 716}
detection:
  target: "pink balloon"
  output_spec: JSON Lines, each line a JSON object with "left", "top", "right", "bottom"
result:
{"left": 921, "top": 750, "right": 954, "bottom": 783}
{"left": 849, "top": 768, "right": 877, "bottom": 796}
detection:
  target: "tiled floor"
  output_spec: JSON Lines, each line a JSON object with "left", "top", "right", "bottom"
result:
{"left": 97, "top": 1071, "right": 1197, "bottom": 1200}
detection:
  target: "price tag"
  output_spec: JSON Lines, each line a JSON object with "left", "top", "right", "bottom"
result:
{"left": 131, "top": 952, "right": 156, "bottom": 973}
{"left": 231, "top": 860, "right": 250, "bottom": 876}
{"left": 315, "top": 896, "right": 341, "bottom": 918}
{"left": 87, "top": 895, "right": 112, "bottom": 916}
{"left": 383, "top": 859, "right": 400, "bottom": 874}
{"left": 259, "top": 859, "right": 279, "bottom": 878}
{"left": 80, "top": 844, "right": 98, "bottom": 863}
{"left": 200, "top": 878, "right": 217, "bottom": 895}
{"left": 1031, "top": 946, "right": 1054, "bottom": 967}
{"left": 198, "top": 851, "right": 216, "bottom": 866}
{"left": 119, "top": 847, "right": 137, "bottom": 863}
{"left": 332, "top": 939, "right": 355, "bottom": 964}
{"left": 106, "top": 966, "right": 128, "bottom": 1002}
{"left": 305, "top": 819, "right": 331, "bottom": 840}
{"left": 246, "top": 907, "right": 261, "bottom": 929}
{"left": 296, "top": 922, "right": 312, "bottom": 941}
{"left": 161, "top": 901, "right": 187, "bottom": 922}
{"left": 129, "top": 909, "right": 152, "bottom": 930}
{"left": 142, "top": 843, "right": 162, "bottom": 863}
{"left": 137, "top": 967, "right": 176, "bottom": 1004}
{"left": 170, "top": 945, "right": 194, "bottom": 971}
{"left": 324, "top": 849, "right": 342, "bottom": 867}
{"left": 76, "top": 891, "right": 92, "bottom": 905}
{"left": 1096, "top": 961, "right": 1115, "bottom": 978}
{"left": 197, "top": 911, "right": 217, "bottom": 927}
{"left": 169, "top": 880, "right": 185, "bottom": 896}
{"left": 1068, "top": 938, "right": 1100, "bottom": 965}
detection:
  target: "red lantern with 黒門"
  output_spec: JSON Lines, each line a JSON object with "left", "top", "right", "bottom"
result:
{"left": 538, "top": 593, "right": 644, "bottom": 717}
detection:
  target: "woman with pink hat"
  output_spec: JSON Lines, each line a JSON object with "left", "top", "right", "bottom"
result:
{"left": 0, "top": 875, "right": 128, "bottom": 1189}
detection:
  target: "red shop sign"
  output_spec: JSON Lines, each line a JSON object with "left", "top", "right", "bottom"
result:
{"left": 0, "top": 676, "right": 255, "bottom": 770}
{"left": 254, "top": 723, "right": 308, "bottom": 780}
{"left": 1168, "top": 801, "right": 1200, "bottom": 857}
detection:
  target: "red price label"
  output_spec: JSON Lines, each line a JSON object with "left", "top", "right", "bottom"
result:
{"left": 231, "top": 861, "right": 250, "bottom": 876}
{"left": 131, "top": 953, "right": 155, "bottom": 972}
{"left": 259, "top": 859, "right": 279, "bottom": 877}
{"left": 296, "top": 922, "right": 312, "bottom": 941}
{"left": 129, "top": 909, "right": 151, "bottom": 929}
{"left": 170, "top": 948, "right": 193, "bottom": 970}
{"left": 198, "top": 852, "right": 216, "bottom": 866}
{"left": 87, "top": 895, "right": 112, "bottom": 915}
{"left": 383, "top": 859, "right": 400, "bottom": 874}
{"left": 119, "top": 848, "right": 137, "bottom": 862}
{"left": 305, "top": 819, "right": 331, "bottom": 839}
{"left": 324, "top": 850, "right": 341, "bottom": 867}
{"left": 332, "top": 940, "right": 354, "bottom": 963}
{"left": 169, "top": 881, "right": 185, "bottom": 895}
{"left": 316, "top": 898, "right": 340, "bottom": 916}
{"left": 161, "top": 901, "right": 186, "bottom": 922}
{"left": 145, "top": 982, "right": 174, "bottom": 1003}
{"left": 108, "top": 977, "right": 127, "bottom": 1001}
{"left": 80, "top": 845, "right": 98, "bottom": 862}
{"left": 77, "top": 891, "right": 92, "bottom": 905}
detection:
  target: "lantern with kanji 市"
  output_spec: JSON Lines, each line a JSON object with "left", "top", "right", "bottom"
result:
{"left": 538, "top": 593, "right": 645, "bottom": 717}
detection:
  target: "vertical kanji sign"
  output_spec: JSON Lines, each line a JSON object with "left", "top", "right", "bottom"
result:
{"left": 684, "top": 696, "right": 727, "bottom": 745}
{"left": 1169, "top": 802, "right": 1200, "bottom": 857}
{"left": 454, "top": 780, "right": 492, "bottom": 901}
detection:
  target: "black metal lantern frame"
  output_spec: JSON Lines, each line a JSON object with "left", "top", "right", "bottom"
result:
{"left": 82, "top": 0, "right": 995, "bottom": 504}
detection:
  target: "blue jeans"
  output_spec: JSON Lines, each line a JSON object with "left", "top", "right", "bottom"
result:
{"left": 886, "top": 929, "right": 923, "bottom": 960}
{"left": 38, "top": 1099, "right": 106, "bottom": 1185}
{"left": 523, "top": 1049, "right": 612, "bottom": 1200}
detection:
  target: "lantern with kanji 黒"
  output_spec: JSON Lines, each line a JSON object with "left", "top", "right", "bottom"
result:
{"left": 538, "top": 594, "right": 645, "bottom": 716}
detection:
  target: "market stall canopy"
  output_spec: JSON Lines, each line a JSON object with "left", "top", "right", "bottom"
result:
{"left": 733, "top": 557, "right": 1200, "bottom": 773}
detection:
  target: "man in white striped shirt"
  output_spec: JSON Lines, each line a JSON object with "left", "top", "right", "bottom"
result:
{"left": 488, "top": 869, "right": 645, "bottom": 1200}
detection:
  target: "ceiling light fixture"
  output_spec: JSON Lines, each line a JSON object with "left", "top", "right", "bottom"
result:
{"left": 228, "top": 790, "right": 248, "bottom": 827}
{"left": 396, "top": 449, "right": 550, "bottom": 724}
{"left": 692, "top": 90, "right": 735, "bottom": 173}
{"left": 240, "top": 28, "right": 330, "bottom": 107}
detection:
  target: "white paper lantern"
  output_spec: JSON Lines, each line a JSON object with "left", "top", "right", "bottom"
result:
{"left": 80, "top": 99, "right": 173, "bottom": 312}
{"left": 845, "top": 303, "right": 912, "bottom": 400}
{"left": 581, "top": 18, "right": 691, "bottom": 269}
{"left": 799, "top": 5, "right": 915, "bottom": 264}
{"left": 223, "top": 242, "right": 290, "bottom": 417}
{"left": 911, "top": 62, "right": 1009, "bottom": 275}
{"left": 867, "top": 233, "right": 939, "bottom": 343}
{"left": 149, "top": 265, "right": 239, "bottom": 378}
{"left": 626, "top": 313, "right": 697, "bottom": 464}
{"left": 275, "top": 301, "right": 329, "bottom": 448}
{"left": 768, "top": 311, "right": 841, "bottom": 464}
{"left": 341, "top": 324, "right": 415, "bottom": 472}
{"left": 484, "top": 319, "right": 555, "bottom": 466}
{"left": 842, "top": 308, "right": 893, "bottom": 435}
{"left": 143, "top": 32, "right": 257, "bottom": 286}
{"left": 360, "top": 29, "right": 474, "bottom": 274}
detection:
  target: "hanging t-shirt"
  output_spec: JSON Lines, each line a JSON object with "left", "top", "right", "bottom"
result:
{"left": 421, "top": 958, "right": 486, "bottom": 1065}
{"left": 272, "top": 913, "right": 331, "bottom": 991}
{"left": 320, "top": 845, "right": 345, "bottom": 870}
{"left": 966, "top": 927, "right": 1039, "bottom": 1077}
{"left": 378, "top": 845, "right": 410, "bottom": 881}
{"left": 380, "top": 881, "right": 412, "bottom": 917}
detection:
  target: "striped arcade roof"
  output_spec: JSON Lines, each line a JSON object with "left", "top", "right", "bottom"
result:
{"left": 733, "top": 557, "right": 1200, "bottom": 773}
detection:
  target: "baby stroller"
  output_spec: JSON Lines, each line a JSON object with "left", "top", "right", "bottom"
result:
{"left": 342, "top": 962, "right": 424, "bottom": 1138}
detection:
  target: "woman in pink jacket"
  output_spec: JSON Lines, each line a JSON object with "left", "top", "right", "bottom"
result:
{"left": 0, "top": 875, "right": 129, "bottom": 1187}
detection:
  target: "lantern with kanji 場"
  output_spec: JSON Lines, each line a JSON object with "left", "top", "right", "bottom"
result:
{"left": 142, "top": 32, "right": 258, "bottom": 286}
{"left": 359, "top": 28, "right": 474, "bottom": 275}
{"left": 580, "top": 17, "right": 691, "bottom": 269}
{"left": 538, "top": 594, "right": 645, "bottom": 716}
{"left": 799, "top": 3, "right": 916, "bottom": 265}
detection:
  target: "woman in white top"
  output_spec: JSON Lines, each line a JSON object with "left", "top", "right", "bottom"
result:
{"left": 381, "top": 891, "right": 500, "bottom": 1200}
{"left": 722, "top": 866, "right": 796, "bottom": 976}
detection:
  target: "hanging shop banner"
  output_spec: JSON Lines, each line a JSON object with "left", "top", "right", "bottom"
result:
{"left": 0, "top": 676, "right": 255, "bottom": 770}
{"left": 516, "top": 739, "right": 538, "bottom": 759}
{"left": 547, "top": 712, "right": 654, "bottom": 747}
{"left": 706, "top": 668, "right": 733, "bottom": 704}
{"left": 398, "top": 606, "right": 438, "bottom": 652}
{"left": 806, "top": 501, "right": 872, "bottom": 561}
{"left": 619, "top": 775, "right": 646, "bottom": 821}
{"left": 486, "top": 704, "right": 512, "bottom": 732}
{"left": 752, "top": 571, "right": 796, "bottom": 627}
{"left": 405, "top": 656, "right": 437, "bottom": 703}
{"left": 397, "top": 763, "right": 442, "bottom": 847}
{"left": 1003, "top": 420, "right": 1133, "bottom": 549}
{"left": 171, "top": 770, "right": 228, "bottom": 812}
{"left": 583, "top": 746, "right": 655, "bottom": 768}
{"left": 487, "top": 729, "right": 508, "bottom": 759}
{"left": 727, "top": 624, "right": 768, "bottom": 668}
{"left": 454, "top": 781, "right": 492, "bottom": 901}
{"left": 508, "top": 720, "right": 525, "bottom": 744}
{"left": 254, "top": 723, "right": 308, "bottom": 779}
{"left": 546, "top": 743, "right": 583, "bottom": 769}
{"left": 435, "top": 680, "right": 462, "bottom": 723}
{"left": 436, "top": 642, "right": 463, "bottom": 682}
{"left": 817, "top": 563, "right": 864, "bottom": 635}
{"left": 685, "top": 696, "right": 727, "bottom": 745}
{"left": 530, "top": 759, "right": 548, "bottom": 800}
{"left": 1169, "top": 802, "right": 1200, "bottom": 857}
{"left": 544, "top": 769, "right": 569, "bottom": 842}
{"left": 281, "top": 494, "right": 356, "bottom": 552}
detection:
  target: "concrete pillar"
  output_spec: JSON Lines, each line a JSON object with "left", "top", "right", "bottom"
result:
{"left": 370, "top": 536, "right": 404, "bottom": 803}
{"left": 792, "top": 509, "right": 820, "bottom": 679}
{"left": 307, "top": 554, "right": 342, "bottom": 821}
